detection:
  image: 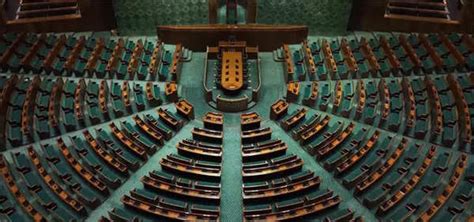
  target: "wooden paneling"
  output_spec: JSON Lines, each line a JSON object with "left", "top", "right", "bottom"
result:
{"left": 348, "top": 0, "right": 474, "bottom": 33}
{"left": 157, "top": 24, "right": 308, "bottom": 51}
{"left": 0, "top": 0, "right": 116, "bottom": 33}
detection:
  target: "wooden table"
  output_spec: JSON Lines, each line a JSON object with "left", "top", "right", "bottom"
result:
{"left": 221, "top": 51, "right": 244, "bottom": 91}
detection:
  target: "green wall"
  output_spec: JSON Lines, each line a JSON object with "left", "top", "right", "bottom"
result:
{"left": 256, "top": 0, "right": 353, "bottom": 35}
{"left": 113, "top": 0, "right": 209, "bottom": 36}
{"left": 113, "top": 0, "right": 353, "bottom": 36}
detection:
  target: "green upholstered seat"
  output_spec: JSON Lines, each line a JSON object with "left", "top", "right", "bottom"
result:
{"left": 244, "top": 204, "right": 271, "bottom": 213}
{"left": 7, "top": 126, "right": 22, "bottom": 146}
{"left": 436, "top": 45, "right": 449, "bottom": 57}
{"left": 443, "top": 108, "right": 457, "bottom": 124}
{"left": 63, "top": 112, "right": 77, "bottom": 131}
{"left": 391, "top": 97, "right": 403, "bottom": 111}
{"left": 379, "top": 60, "right": 392, "bottom": 75}
{"left": 415, "top": 103, "right": 429, "bottom": 118}
{"left": 313, "top": 53, "right": 323, "bottom": 64}
{"left": 162, "top": 51, "right": 172, "bottom": 65}
{"left": 62, "top": 80, "right": 77, "bottom": 96}
{"left": 414, "top": 118, "right": 428, "bottom": 139}
{"left": 36, "top": 119, "right": 50, "bottom": 139}
{"left": 295, "top": 64, "right": 305, "bottom": 80}
{"left": 160, "top": 197, "right": 188, "bottom": 211}
{"left": 137, "top": 64, "right": 148, "bottom": 80}
{"left": 337, "top": 64, "right": 347, "bottom": 76}
{"left": 293, "top": 51, "right": 303, "bottom": 63}
{"left": 422, "top": 58, "right": 435, "bottom": 73}
{"left": 150, "top": 170, "right": 174, "bottom": 182}
{"left": 122, "top": 121, "right": 154, "bottom": 148}
{"left": 74, "top": 60, "right": 88, "bottom": 76}
{"left": 305, "top": 189, "right": 333, "bottom": 203}
{"left": 191, "top": 204, "right": 219, "bottom": 214}
{"left": 87, "top": 81, "right": 99, "bottom": 96}
{"left": 98, "top": 129, "right": 141, "bottom": 165}
{"left": 358, "top": 62, "right": 369, "bottom": 76}
{"left": 353, "top": 51, "right": 364, "bottom": 62}
{"left": 95, "top": 61, "right": 107, "bottom": 77}
{"left": 415, "top": 46, "right": 428, "bottom": 58}
{"left": 431, "top": 152, "right": 451, "bottom": 174}
{"left": 116, "top": 62, "right": 128, "bottom": 79}
{"left": 111, "top": 83, "right": 122, "bottom": 98}
{"left": 108, "top": 208, "right": 141, "bottom": 221}
{"left": 134, "top": 90, "right": 146, "bottom": 111}
{"left": 275, "top": 197, "right": 304, "bottom": 211}
{"left": 144, "top": 42, "right": 154, "bottom": 53}
{"left": 325, "top": 209, "right": 354, "bottom": 221}
{"left": 333, "top": 53, "right": 343, "bottom": 63}
{"left": 159, "top": 63, "right": 169, "bottom": 80}
{"left": 441, "top": 125, "right": 457, "bottom": 146}
{"left": 316, "top": 62, "right": 327, "bottom": 79}
{"left": 131, "top": 188, "right": 159, "bottom": 205}
{"left": 144, "top": 114, "right": 173, "bottom": 136}
{"left": 88, "top": 106, "right": 101, "bottom": 124}
{"left": 467, "top": 54, "right": 474, "bottom": 70}
{"left": 61, "top": 97, "right": 75, "bottom": 112}
{"left": 362, "top": 106, "right": 376, "bottom": 123}
{"left": 194, "top": 180, "right": 220, "bottom": 189}
{"left": 307, "top": 121, "right": 342, "bottom": 153}
{"left": 176, "top": 177, "right": 192, "bottom": 187}
{"left": 400, "top": 59, "right": 414, "bottom": 74}
{"left": 29, "top": 57, "right": 43, "bottom": 72}
{"left": 324, "top": 146, "right": 351, "bottom": 169}
{"left": 386, "top": 200, "right": 415, "bottom": 220}
{"left": 363, "top": 186, "right": 390, "bottom": 207}
{"left": 310, "top": 42, "right": 321, "bottom": 53}
{"left": 10, "top": 94, "right": 26, "bottom": 109}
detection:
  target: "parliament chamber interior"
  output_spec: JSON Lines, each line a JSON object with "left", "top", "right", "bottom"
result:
{"left": 0, "top": 0, "right": 473, "bottom": 221}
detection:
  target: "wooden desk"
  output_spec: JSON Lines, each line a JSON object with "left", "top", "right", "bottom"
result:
{"left": 286, "top": 81, "right": 300, "bottom": 102}
{"left": 203, "top": 112, "right": 224, "bottom": 131}
{"left": 175, "top": 99, "right": 194, "bottom": 119}
{"left": 270, "top": 99, "right": 289, "bottom": 120}
{"left": 165, "top": 81, "right": 178, "bottom": 102}
{"left": 221, "top": 51, "right": 244, "bottom": 91}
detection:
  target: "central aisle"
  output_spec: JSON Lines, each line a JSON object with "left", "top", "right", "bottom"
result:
{"left": 220, "top": 115, "right": 244, "bottom": 222}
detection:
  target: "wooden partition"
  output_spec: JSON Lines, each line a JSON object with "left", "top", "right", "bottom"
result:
{"left": 157, "top": 24, "right": 308, "bottom": 51}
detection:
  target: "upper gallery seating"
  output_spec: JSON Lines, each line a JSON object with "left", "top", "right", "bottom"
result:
{"left": 280, "top": 33, "right": 474, "bottom": 81}
{"left": 14, "top": 0, "right": 80, "bottom": 21}
{"left": 384, "top": 0, "right": 461, "bottom": 24}
{"left": 0, "top": 33, "right": 184, "bottom": 81}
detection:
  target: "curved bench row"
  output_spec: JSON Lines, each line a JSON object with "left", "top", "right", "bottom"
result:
{"left": 0, "top": 74, "right": 166, "bottom": 149}
{"left": 0, "top": 33, "right": 185, "bottom": 81}
{"left": 273, "top": 104, "right": 473, "bottom": 221}
{"left": 289, "top": 33, "right": 474, "bottom": 81}
{"left": 285, "top": 73, "right": 474, "bottom": 151}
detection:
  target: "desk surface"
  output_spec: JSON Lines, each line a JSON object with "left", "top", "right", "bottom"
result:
{"left": 221, "top": 51, "right": 244, "bottom": 91}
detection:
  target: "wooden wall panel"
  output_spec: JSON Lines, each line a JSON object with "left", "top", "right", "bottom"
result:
{"left": 348, "top": 0, "right": 474, "bottom": 33}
